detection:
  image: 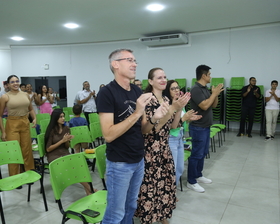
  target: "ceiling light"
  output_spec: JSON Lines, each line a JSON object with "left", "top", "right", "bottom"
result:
{"left": 64, "top": 23, "right": 79, "bottom": 29}
{"left": 11, "top": 36, "right": 24, "bottom": 41}
{"left": 146, "top": 3, "right": 165, "bottom": 12}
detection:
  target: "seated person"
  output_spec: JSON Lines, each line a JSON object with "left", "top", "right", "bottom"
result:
{"left": 45, "top": 108, "right": 93, "bottom": 195}
{"left": 69, "top": 104, "right": 89, "bottom": 153}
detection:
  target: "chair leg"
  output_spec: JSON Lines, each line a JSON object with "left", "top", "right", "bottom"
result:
{"left": 0, "top": 195, "right": 6, "bottom": 224}
{"left": 102, "top": 179, "right": 107, "bottom": 190}
{"left": 91, "top": 158, "right": 96, "bottom": 172}
{"left": 27, "top": 184, "right": 32, "bottom": 202}
{"left": 179, "top": 176, "right": 183, "bottom": 191}
{"left": 39, "top": 177, "right": 48, "bottom": 211}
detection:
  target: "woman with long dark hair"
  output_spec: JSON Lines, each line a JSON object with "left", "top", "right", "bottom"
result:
{"left": 37, "top": 85, "right": 53, "bottom": 114}
{"left": 163, "top": 80, "right": 201, "bottom": 187}
{"left": 0, "top": 75, "right": 36, "bottom": 177}
{"left": 45, "top": 109, "right": 93, "bottom": 195}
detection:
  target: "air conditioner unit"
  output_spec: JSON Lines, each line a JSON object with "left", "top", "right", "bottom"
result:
{"left": 139, "top": 33, "right": 188, "bottom": 47}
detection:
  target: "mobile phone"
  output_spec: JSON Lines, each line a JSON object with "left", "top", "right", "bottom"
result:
{"left": 81, "top": 209, "right": 100, "bottom": 218}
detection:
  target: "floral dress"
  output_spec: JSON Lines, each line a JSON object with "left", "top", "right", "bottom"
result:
{"left": 135, "top": 96, "right": 177, "bottom": 224}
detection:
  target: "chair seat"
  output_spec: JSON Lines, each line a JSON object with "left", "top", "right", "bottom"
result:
{"left": 0, "top": 170, "right": 41, "bottom": 191}
{"left": 65, "top": 190, "right": 107, "bottom": 223}
{"left": 83, "top": 151, "right": 96, "bottom": 159}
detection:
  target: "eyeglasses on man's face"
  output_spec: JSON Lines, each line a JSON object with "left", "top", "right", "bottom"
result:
{"left": 170, "top": 86, "right": 180, "bottom": 91}
{"left": 115, "top": 57, "right": 138, "bottom": 64}
{"left": 9, "top": 80, "right": 20, "bottom": 84}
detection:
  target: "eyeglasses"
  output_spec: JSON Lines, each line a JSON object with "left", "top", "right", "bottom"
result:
{"left": 9, "top": 80, "right": 20, "bottom": 84}
{"left": 115, "top": 58, "right": 138, "bottom": 64}
{"left": 170, "top": 86, "right": 180, "bottom": 91}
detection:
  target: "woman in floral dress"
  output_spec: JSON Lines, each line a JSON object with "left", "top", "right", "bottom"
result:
{"left": 135, "top": 68, "right": 190, "bottom": 224}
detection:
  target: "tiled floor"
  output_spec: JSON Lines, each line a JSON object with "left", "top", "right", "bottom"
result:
{"left": 1, "top": 131, "right": 279, "bottom": 224}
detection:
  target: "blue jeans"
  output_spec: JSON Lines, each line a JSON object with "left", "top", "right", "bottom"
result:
{"left": 169, "top": 128, "right": 184, "bottom": 185}
{"left": 102, "top": 158, "right": 144, "bottom": 224}
{"left": 187, "top": 125, "right": 210, "bottom": 184}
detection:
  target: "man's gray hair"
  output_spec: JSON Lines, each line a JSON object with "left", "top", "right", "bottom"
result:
{"left": 108, "top": 49, "right": 133, "bottom": 73}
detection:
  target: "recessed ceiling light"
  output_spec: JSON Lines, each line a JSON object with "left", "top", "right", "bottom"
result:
{"left": 64, "top": 23, "right": 79, "bottom": 29}
{"left": 11, "top": 36, "right": 24, "bottom": 41}
{"left": 146, "top": 3, "right": 165, "bottom": 12}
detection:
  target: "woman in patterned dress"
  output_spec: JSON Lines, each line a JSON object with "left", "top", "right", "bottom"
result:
{"left": 135, "top": 68, "right": 190, "bottom": 224}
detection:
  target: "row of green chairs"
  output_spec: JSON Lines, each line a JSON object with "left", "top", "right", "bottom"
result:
{"left": 0, "top": 141, "right": 48, "bottom": 224}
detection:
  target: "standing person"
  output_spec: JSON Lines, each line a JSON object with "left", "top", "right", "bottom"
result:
{"left": 20, "top": 83, "right": 26, "bottom": 92}
{"left": 136, "top": 68, "right": 190, "bottom": 224}
{"left": 265, "top": 80, "right": 280, "bottom": 141}
{"left": 48, "top": 87, "right": 60, "bottom": 108}
{"left": 0, "top": 81, "right": 9, "bottom": 118}
{"left": 237, "top": 77, "right": 261, "bottom": 137}
{"left": 45, "top": 108, "right": 93, "bottom": 195}
{"left": 69, "top": 104, "right": 88, "bottom": 153}
{"left": 37, "top": 85, "right": 54, "bottom": 114}
{"left": 78, "top": 81, "right": 96, "bottom": 124}
{"left": 96, "top": 49, "right": 169, "bottom": 224}
{"left": 0, "top": 75, "right": 36, "bottom": 177}
{"left": 133, "top": 79, "right": 142, "bottom": 89}
{"left": 163, "top": 80, "right": 202, "bottom": 186}
{"left": 26, "top": 84, "right": 39, "bottom": 115}
{"left": 187, "top": 65, "right": 224, "bottom": 193}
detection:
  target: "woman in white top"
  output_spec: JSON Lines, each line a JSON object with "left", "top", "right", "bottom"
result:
{"left": 37, "top": 85, "right": 53, "bottom": 114}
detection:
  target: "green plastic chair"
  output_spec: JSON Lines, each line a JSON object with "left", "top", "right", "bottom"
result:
{"left": 88, "top": 113, "right": 100, "bottom": 124}
{"left": 211, "top": 124, "right": 226, "bottom": 143}
{"left": 70, "top": 126, "right": 96, "bottom": 171}
{"left": 63, "top": 110, "right": 70, "bottom": 122}
{"left": 230, "top": 77, "right": 245, "bottom": 89}
{"left": 95, "top": 144, "right": 107, "bottom": 189}
{"left": 49, "top": 153, "right": 107, "bottom": 224}
{"left": 40, "top": 119, "right": 50, "bottom": 134}
{"left": 36, "top": 113, "right": 50, "bottom": 125}
{"left": 142, "top": 79, "right": 149, "bottom": 91}
{"left": 211, "top": 77, "right": 225, "bottom": 87}
{"left": 0, "top": 141, "right": 48, "bottom": 224}
{"left": 175, "top": 78, "right": 187, "bottom": 92}
{"left": 37, "top": 133, "right": 49, "bottom": 178}
{"left": 89, "top": 122, "right": 104, "bottom": 147}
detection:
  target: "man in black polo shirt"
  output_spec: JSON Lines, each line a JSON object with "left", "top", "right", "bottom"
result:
{"left": 187, "top": 65, "right": 224, "bottom": 193}
{"left": 237, "top": 77, "right": 261, "bottom": 138}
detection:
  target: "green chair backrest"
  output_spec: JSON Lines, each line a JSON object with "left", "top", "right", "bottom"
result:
{"left": 49, "top": 153, "right": 92, "bottom": 200}
{"left": 90, "top": 122, "right": 103, "bottom": 142}
{"left": 37, "top": 133, "right": 46, "bottom": 158}
{"left": 63, "top": 107, "right": 74, "bottom": 116}
{"left": 36, "top": 113, "right": 50, "bottom": 125}
{"left": 258, "top": 85, "right": 264, "bottom": 95}
{"left": 230, "top": 77, "right": 245, "bottom": 88}
{"left": 142, "top": 79, "right": 149, "bottom": 91}
{"left": 30, "top": 123, "right": 38, "bottom": 139}
{"left": 63, "top": 110, "right": 70, "bottom": 122}
{"left": 175, "top": 78, "right": 187, "bottom": 91}
{"left": 211, "top": 78, "right": 225, "bottom": 87}
{"left": 40, "top": 119, "right": 50, "bottom": 134}
{"left": 95, "top": 144, "right": 106, "bottom": 179}
{"left": 70, "top": 126, "right": 92, "bottom": 148}
{"left": 0, "top": 141, "right": 24, "bottom": 165}
{"left": 89, "top": 113, "right": 100, "bottom": 124}
{"left": 191, "top": 78, "right": 196, "bottom": 87}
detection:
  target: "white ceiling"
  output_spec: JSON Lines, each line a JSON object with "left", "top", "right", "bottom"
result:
{"left": 1, "top": 0, "right": 280, "bottom": 50}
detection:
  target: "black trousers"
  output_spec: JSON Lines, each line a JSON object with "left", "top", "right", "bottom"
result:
{"left": 239, "top": 105, "right": 256, "bottom": 134}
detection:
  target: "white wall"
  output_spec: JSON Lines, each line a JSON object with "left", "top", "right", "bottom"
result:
{"left": 0, "top": 50, "right": 12, "bottom": 85}
{"left": 8, "top": 23, "right": 280, "bottom": 131}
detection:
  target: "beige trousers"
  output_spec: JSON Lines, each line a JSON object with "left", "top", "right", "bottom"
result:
{"left": 6, "top": 115, "right": 35, "bottom": 176}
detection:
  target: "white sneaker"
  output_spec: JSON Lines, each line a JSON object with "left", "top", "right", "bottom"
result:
{"left": 197, "top": 176, "right": 212, "bottom": 184}
{"left": 187, "top": 182, "right": 205, "bottom": 193}
{"left": 32, "top": 139, "right": 37, "bottom": 145}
